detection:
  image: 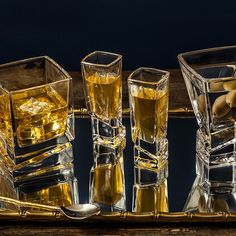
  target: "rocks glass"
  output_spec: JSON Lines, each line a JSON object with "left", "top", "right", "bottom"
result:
{"left": 178, "top": 46, "right": 236, "bottom": 211}
{"left": 81, "top": 51, "right": 126, "bottom": 211}
{"left": 128, "top": 67, "right": 169, "bottom": 212}
{"left": 0, "top": 56, "right": 78, "bottom": 206}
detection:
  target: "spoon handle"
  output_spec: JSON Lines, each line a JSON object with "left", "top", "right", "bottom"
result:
{"left": 0, "top": 196, "right": 60, "bottom": 212}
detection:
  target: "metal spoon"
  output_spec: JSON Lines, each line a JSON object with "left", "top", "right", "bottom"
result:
{"left": 0, "top": 196, "right": 100, "bottom": 220}
{"left": 60, "top": 204, "right": 100, "bottom": 219}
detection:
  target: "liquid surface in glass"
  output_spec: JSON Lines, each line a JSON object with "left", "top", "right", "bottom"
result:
{"left": 86, "top": 72, "right": 121, "bottom": 120}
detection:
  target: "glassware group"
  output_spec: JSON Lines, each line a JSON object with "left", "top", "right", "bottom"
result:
{"left": 81, "top": 52, "right": 170, "bottom": 212}
{"left": 4, "top": 46, "right": 236, "bottom": 214}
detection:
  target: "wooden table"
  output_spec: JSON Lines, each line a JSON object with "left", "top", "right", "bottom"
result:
{"left": 1, "top": 221, "right": 236, "bottom": 235}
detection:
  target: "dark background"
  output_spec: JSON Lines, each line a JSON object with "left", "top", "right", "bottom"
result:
{"left": 0, "top": 1, "right": 233, "bottom": 211}
{"left": 0, "top": 0, "right": 236, "bottom": 70}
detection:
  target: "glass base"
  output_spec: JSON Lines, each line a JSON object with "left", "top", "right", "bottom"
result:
{"left": 91, "top": 117, "right": 126, "bottom": 148}
{"left": 134, "top": 138, "right": 168, "bottom": 185}
{"left": 196, "top": 128, "right": 236, "bottom": 185}
{"left": 196, "top": 153, "right": 236, "bottom": 185}
{"left": 134, "top": 138, "right": 168, "bottom": 169}
{"left": 197, "top": 126, "right": 236, "bottom": 154}
{"left": 13, "top": 142, "right": 74, "bottom": 185}
{"left": 184, "top": 177, "right": 236, "bottom": 212}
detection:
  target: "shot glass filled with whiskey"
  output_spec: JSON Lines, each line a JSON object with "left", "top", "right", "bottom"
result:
{"left": 82, "top": 51, "right": 126, "bottom": 211}
{"left": 81, "top": 51, "right": 125, "bottom": 147}
{"left": 128, "top": 67, "right": 169, "bottom": 213}
{"left": 0, "top": 57, "right": 78, "bottom": 207}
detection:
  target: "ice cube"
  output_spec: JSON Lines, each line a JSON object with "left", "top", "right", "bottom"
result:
{"left": 19, "top": 97, "right": 50, "bottom": 115}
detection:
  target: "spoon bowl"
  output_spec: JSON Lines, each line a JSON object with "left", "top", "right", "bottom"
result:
{"left": 0, "top": 196, "right": 100, "bottom": 220}
{"left": 60, "top": 204, "right": 100, "bottom": 220}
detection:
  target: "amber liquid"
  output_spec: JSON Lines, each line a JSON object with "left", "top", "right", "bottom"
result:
{"left": 86, "top": 73, "right": 121, "bottom": 120}
{"left": 11, "top": 86, "right": 68, "bottom": 147}
{"left": 91, "top": 162, "right": 124, "bottom": 205}
{"left": 132, "top": 87, "right": 168, "bottom": 143}
{"left": 0, "top": 91, "right": 14, "bottom": 149}
{"left": 20, "top": 182, "right": 73, "bottom": 206}
{"left": 134, "top": 182, "right": 168, "bottom": 213}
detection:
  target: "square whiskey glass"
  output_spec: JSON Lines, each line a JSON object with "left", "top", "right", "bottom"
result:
{"left": 0, "top": 56, "right": 77, "bottom": 206}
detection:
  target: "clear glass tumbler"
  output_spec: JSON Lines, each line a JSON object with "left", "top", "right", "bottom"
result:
{"left": 0, "top": 56, "right": 78, "bottom": 206}
{"left": 178, "top": 46, "right": 236, "bottom": 211}
{"left": 128, "top": 67, "right": 169, "bottom": 212}
{"left": 81, "top": 51, "right": 125, "bottom": 148}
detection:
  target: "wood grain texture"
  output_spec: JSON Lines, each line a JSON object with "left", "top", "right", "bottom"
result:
{"left": 1, "top": 222, "right": 236, "bottom": 235}
{"left": 70, "top": 69, "right": 193, "bottom": 117}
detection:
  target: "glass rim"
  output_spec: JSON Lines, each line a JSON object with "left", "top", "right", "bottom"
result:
{"left": 0, "top": 56, "right": 72, "bottom": 93}
{"left": 81, "top": 51, "right": 122, "bottom": 68}
{"left": 127, "top": 67, "right": 169, "bottom": 86}
{"left": 178, "top": 45, "right": 236, "bottom": 82}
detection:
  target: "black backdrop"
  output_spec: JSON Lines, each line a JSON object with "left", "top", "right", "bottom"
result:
{"left": 0, "top": 0, "right": 236, "bottom": 70}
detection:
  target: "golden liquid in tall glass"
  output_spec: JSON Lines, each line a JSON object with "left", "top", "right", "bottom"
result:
{"left": 86, "top": 73, "right": 121, "bottom": 120}
{"left": 134, "top": 182, "right": 168, "bottom": 213}
{"left": 11, "top": 86, "right": 68, "bottom": 147}
{"left": 20, "top": 182, "right": 73, "bottom": 206}
{"left": 132, "top": 87, "right": 168, "bottom": 143}
{"left": 91, "top": 162, "right": 124, "bottom": 205}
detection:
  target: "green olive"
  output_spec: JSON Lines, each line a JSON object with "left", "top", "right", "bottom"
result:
{"left": 212, "top": 95, "right": 230, "bottom": 118}
{"left": 209, "top": 81, "right": 224, "bottom": 92}
{"left": 197, "top": 94, "right": 206, "bottom": 114}
{"left": 226, "top": 89, "right": 236, "bottom": 108}
{"left": 212, "top": 199, "right": 229, "bottom": 212}
{"left": 198, "top": 195, "right": 207, "bottom": 213}
{"left": 223, "top": 80, "right": 236, "bottom": 91}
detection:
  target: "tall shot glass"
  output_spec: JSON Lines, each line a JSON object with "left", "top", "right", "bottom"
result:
{"left": 81, "top": 51, "right": 125, "bottom": 148}
{"left": 128, "top": 68, "right": 169, "bottom": 212}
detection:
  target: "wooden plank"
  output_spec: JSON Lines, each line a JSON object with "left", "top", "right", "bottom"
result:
{"left": 1, "top": 222, "right": 236, "bottom": 235}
